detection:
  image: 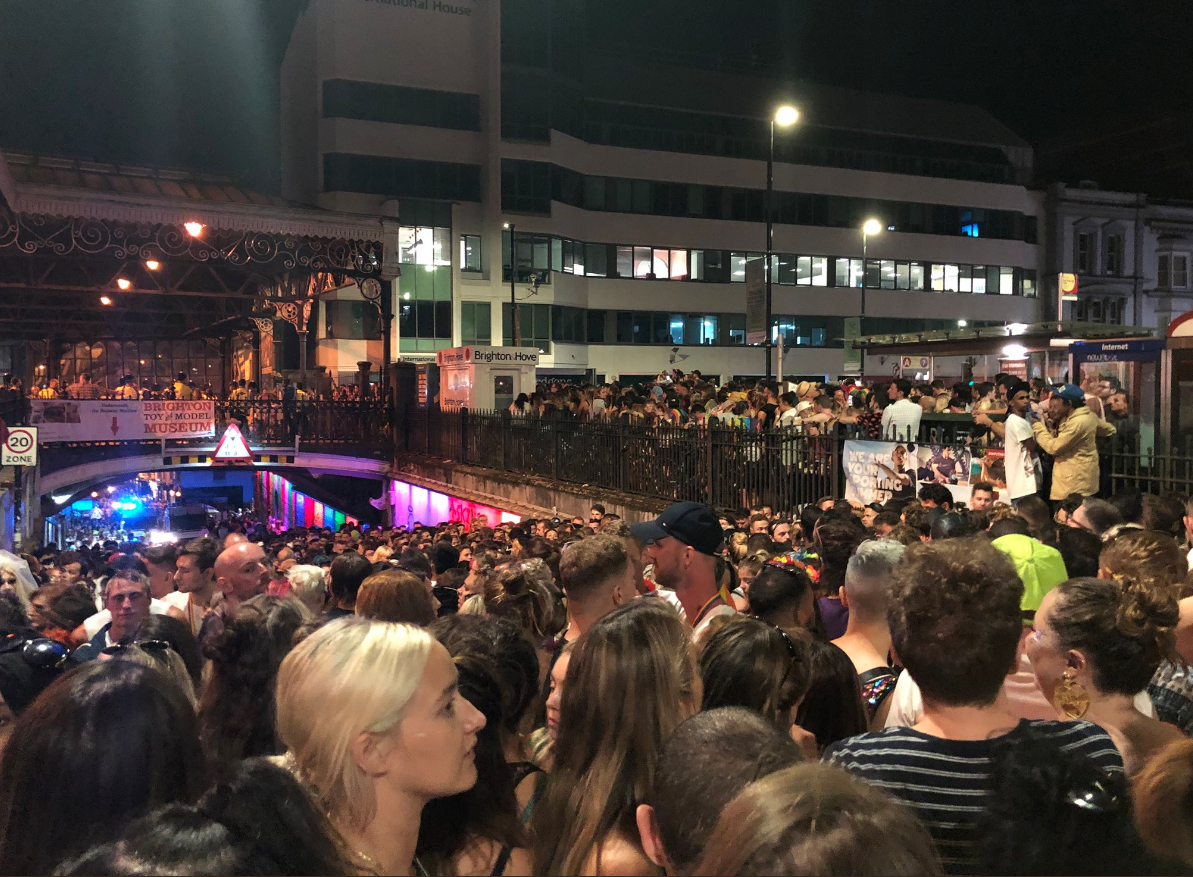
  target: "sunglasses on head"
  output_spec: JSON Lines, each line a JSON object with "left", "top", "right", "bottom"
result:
{"left": 100, "top": 639, "right": 172, "bottom": 657}
{"left": 5, "top": 637, "right": 70, "bottom": 671}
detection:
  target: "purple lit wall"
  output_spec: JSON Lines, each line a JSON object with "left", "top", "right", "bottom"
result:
{"left": 389, "top": 479, "right": 521, "bottom": 529}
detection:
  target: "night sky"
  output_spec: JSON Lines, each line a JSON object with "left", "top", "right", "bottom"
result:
{"left": 2, "top": 0, "right": 1190, "bottom": 195}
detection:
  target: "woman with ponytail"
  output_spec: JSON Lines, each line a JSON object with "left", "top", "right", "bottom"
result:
{"left": 1026, "top": 534, "right": 1185, "bottom": 775}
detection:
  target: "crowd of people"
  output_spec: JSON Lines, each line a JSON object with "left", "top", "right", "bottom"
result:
{"left": 0, "top": 371, "right": 376, "bottom": 404}
{"left": 2, "top": 471, "right": 1193, "bottom": 876}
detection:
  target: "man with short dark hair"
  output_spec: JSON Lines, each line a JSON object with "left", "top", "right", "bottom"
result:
{"left": 969, "top": 481, "right": 997, "bottom": 512}
{"left": 1066, "top": 497, "right": 1123, "bottom": 538}
{"left": 917, "top": 483, "right": 952, "bottom": 511}
{"left": 636, "top": 707, "right": 801, "bottom": 874}
{"left": 327, "top": 551, "right": 373, "bottom": 618}
{"left": 881, "top": 378, "right": 922, "bottom": 441}
{"left": 174, "top": 536, "right": 220, "bottom": 637}
{"left": 975, "top": 380, "right": 1039, "bottom": 506}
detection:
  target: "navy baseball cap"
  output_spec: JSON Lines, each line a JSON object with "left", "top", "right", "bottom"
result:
{"left": 631, "top": 501, "right": 724, "bottom": 556}
{"left": 1055, "top": 384, "right": 1085, "bottom": 404}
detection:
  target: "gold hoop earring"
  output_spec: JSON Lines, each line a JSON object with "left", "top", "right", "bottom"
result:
{"left": 1054, "top": 670, "right": 1091, "bottom": 720}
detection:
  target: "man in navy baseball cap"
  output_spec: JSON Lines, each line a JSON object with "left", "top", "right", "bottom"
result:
{"left": 633, "top": 502, "right": 733, "bottom": 636}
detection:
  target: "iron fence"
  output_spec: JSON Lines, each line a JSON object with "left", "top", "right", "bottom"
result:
{"left": 399, "top": 408, "right": 1193, "bottom": 511}
{"left": 400, "top": 408, "right": 840, "bottom": 511}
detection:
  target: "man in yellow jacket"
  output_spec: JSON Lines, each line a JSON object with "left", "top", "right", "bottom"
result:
{"left": 1032, "top": 383, "right": 1115, "bottom": 500}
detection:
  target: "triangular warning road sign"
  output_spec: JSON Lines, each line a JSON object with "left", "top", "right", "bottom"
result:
{"left": 212, "top": 423, "right": 254, "bottom": 463}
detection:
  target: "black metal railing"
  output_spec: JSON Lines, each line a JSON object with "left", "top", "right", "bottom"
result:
{"left": 215, "top": 400, "right": 391, "bottom": 447}
{"left": 399, "top": 408, "right": 1193, "bottom": 510}
{"left": 400, "top": 408, "right": 841, "bottom": 510}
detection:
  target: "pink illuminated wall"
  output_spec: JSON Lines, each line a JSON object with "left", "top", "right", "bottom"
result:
{"left": 390, "top": 479, "right": 521, "bottom": 529}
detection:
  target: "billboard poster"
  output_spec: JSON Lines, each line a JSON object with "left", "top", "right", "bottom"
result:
{"left": 29, "top": 400, "right": 216, "bottom": 441}
{"left": 843, "top": 439, "right": 996, "bottom": 508}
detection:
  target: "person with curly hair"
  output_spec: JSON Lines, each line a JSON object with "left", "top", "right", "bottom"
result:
{"left": 197, "top": 595, "right": 311, "bottom": 773}
{"left": 826, "top": 538, "right": 1122, "bottom": 875}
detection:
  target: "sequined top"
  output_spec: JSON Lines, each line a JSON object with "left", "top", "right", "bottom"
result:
{"left": 859, "top": 666, "right": 900, "bottom": 720}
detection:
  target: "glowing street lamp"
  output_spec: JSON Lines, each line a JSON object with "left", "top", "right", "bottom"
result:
{"left": 764, "top": 104, "right": 801, "bottom": 382}
{"left": 183, "top": 221, "right": 205, "bottom": 238}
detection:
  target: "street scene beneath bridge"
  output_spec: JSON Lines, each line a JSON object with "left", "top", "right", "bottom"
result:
{"left": 3, "top": 1, "right": 1193, "bottom": 875}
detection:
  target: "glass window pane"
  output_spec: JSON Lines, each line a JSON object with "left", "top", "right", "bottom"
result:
{"left": 910, "top": 262, "right": 925, "bottom": 290}
{"left": 728, "top": 314, "right": 745, "bottom": 345}
{"left": 778, "top": 254, "right": 796, "bottom": 285}
{"left": 669, "top": 249, "right": 688, "bottom": 279}
{"left": 944, "top": 264, "right": 959, "bottom": 292}
{"left": 652, "top": 248, "right": 670, "bottom": 278}
{"left": 880, "top": 260, "right": 896, "bottom": 289}
{"left": 616, "top": 246, "right": 632, "bottom": 278}
{"left": 399, "top": 227, "right": 418, "bottom": 264}
{"left": 690, "top": 249, "right": 705, "bottom": 281}
{"left": 1000, "top": 266, "right": 1014, "bottom": 295}
{"left": 835, "top": 258, "right": 849, "bottom": 287}
{"left": 796, "top": 256, "right": 812, "bottom": 285}
{"left": 434, "top": 227, "right": 450, "bottom": 265}
{"left": 851, "top": 259, "right": 864, "bottom": 288}
{"left": 632, "top": 312, "right": 651, "bottom": 342}
{"left": 959, "top": 264, "right": 973, "bottom": 293}
{"left": 811, "top": 256, "right": 828, "bottom": 287}
{"left": 865, "top": 260, "right": 880, "bottom": 288}
{"left": 896, "top": 262, "right": 910, "bottom": 289}
{"left": 634, "top": 246, "right": 652, "bottom": 279}
{"left": 586, "top": 243, "right": 607, "bottom": 277}
{"left": 668, "top": 315, "right": 685, "bottom": 344}
{"left": 688, "top": 185, "right": 705, "bottom": 216}
{"left": 570, "top": 241, "right": 584, "bottom": 275}
{"left": 931, "top": 264, "right": 945, "bottom": 291}
{"left": 731, "top": 253, "right": 746, "bottom": 281}
{"left": 702, "top": 315, "right": 718, "bottom": 344}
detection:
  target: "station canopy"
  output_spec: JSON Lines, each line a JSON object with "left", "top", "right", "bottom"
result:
{"left": 0, "top": 150, "right": 398, "bottom": 342}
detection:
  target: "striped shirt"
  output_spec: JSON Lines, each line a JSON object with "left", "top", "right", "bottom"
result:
{"left": 824, "top": 720, "right": 1122, "bottom": 875}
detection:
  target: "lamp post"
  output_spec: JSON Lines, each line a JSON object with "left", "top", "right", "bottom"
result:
{"left": 503, "top": 222, "right": 521, "bottom": 348}
{"left": 765, "top": 104, "right": 800, "bottom": 383}
{"left": 859, "top": 218, "right": 883, "bottom": 381}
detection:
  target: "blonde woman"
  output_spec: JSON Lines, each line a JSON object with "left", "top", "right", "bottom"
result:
{"left": 0, "top": 552, "right": 37, "bottom": 610}
{"left": 276, "top": 618, "right": 486, "bottom": 876}
{"left": 533, "top": 600, "right": 701, "bottom": 875}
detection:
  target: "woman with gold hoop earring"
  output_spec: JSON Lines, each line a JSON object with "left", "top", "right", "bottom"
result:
{"left": 1026, "top": 575, "right": 1184, "bottom": 776}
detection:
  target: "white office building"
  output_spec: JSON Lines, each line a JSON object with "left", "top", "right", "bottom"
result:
{"left": 281, "top": 0, "right": 1043, "bottom": 383}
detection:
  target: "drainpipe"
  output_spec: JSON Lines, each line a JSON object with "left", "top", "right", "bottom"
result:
{"left": 1133, "top": 193, "right": 1145, "bottom": 327}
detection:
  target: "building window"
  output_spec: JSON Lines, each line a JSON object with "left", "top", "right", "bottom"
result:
{"left": 325, "top": 301, "right": 381, "bottom": 340}
{"left": 461, "top": 302, "right": 491, "bottom": 345}
{"left": 460, "top": 235, "right": 482, "bottom": 272}
{"left": 1076, "top": 231, "right": 1093, "bottom": 273}
{"left": 1160, "top": 253, "right": 1189, "bottom": 289}
{"left": 323, "top": 154, "right": 481, "bottom": 202}
{"left": 502, "top": 303, "right": 551, "bottom": 353}
{"left": 322, "top": 80, "right": 481, "bottom": 131}
{"left": 1105, "top": 233, "right": 1124, "bottom": 276}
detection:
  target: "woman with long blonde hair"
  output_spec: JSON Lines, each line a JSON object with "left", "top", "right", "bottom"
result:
{"left": 276, "top": 618, "right": 486, "bottom": 876}
{"left": 533, "top": 600, "right": 700, "bottom": 875}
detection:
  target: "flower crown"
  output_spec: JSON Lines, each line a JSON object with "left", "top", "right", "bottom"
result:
{"left": 765, "top": 550, "right": 820, "bottom": 585}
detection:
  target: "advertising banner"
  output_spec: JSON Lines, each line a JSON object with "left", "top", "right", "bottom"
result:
{"left": 745, "top": 257, "right": 767, "bottom": 345}
{"left": 843, "top": 439, "right": 992, "bottom": 508}
{"left": 30, "top": 400, "right": 216, "bottom": 441}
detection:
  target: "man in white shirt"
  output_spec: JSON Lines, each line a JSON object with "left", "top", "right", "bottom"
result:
{"left": 880, "top": 379, "right": 922, "bottom": 442}
{"left": 975, "top": 380, "right": 1039, "bottom": 506}
{"left": 632, "top": 501, "right": 735, "bottom": 640}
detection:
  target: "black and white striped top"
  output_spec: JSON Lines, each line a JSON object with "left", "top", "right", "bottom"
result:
{"left": 824, "top": 720, "right": 1123, "bottom": 875}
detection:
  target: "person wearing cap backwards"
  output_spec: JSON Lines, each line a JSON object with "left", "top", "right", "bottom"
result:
{"left": 632, "top": 501, "right": 735, "bottom": 639}
{"left": 1031, "top": 384, "right": 1115, "bottom": 502}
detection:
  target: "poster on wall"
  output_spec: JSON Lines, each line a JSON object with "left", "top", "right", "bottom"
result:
{"left": 843, "top": 439, "right": 991, "bottom": 508}
{"left": 29, "top": 400, "right": 216, "bottom": 441}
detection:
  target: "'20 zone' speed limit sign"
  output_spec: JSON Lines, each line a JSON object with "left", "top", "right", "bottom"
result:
{"left": 2, "top": 427, "right": 38, "bottom": 466}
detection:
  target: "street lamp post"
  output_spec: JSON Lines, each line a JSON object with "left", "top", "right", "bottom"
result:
{"left": 859, "top": 218, "right": 883, "bottom": 381}
{"left": 765, "top": 105, "right": 800, "bottom": 383}
{"left": 503, "top": 222, "right": 521, "bottom": 347}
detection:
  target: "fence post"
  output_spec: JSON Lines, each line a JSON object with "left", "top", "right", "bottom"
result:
{"left": 500, "top": 410, "right": 509, "bottom": 472}
{"left": 552, "top": 417, "right": 561, "bottom": 483}
{"left": 618, "top": 419, "right": 628, "bottom": 493}
{"left": 460, "top": 409, "right": 469, "bottom": 464}
{"left": 704, "top": 426, "right": 714, "bottom": 506}
{"left": 831, "top": 429, "right": 842, "bottom": 499}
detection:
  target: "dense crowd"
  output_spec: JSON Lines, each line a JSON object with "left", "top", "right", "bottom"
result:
{"left": 0, "top": 372, "right": 374, "bottom": 404}
{"left": 2, "top": 473, "right": 1193, "bottom": 876}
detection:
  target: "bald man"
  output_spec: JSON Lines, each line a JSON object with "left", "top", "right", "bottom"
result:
{"left": 223, "top": 532, "right": 249, "bottom": 548}
{"left": 214, "top": 541, "right": 270, "bottom": 613}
